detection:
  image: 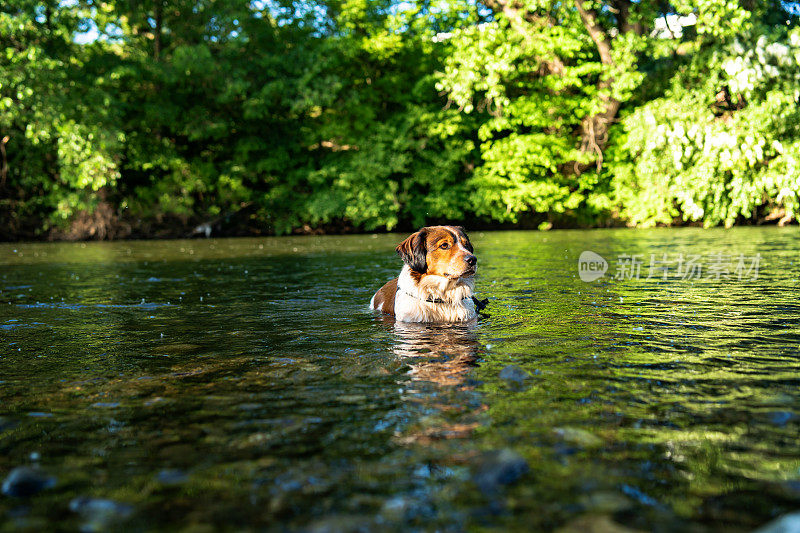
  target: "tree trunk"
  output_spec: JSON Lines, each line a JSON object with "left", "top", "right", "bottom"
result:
{"left": 0, "top": 135, "right": 8, "bottom": 189}
{"left": 154, "top": 0, "right": 163, "bottom": 60}
{"left": 481, "top": 0, "right": 641, "bottom": 171}
{"left": 45, "top": 3, "right": 53, "bottom": 31}
{"left": 573, "top": 0, "right": 620, "bottom": 169}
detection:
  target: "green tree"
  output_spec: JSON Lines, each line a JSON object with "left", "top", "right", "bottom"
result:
{"left": 436, "top": 0, "right": 800, "bottom": 227}
{"left": 0, "top": 1, "right": 123, "bottom": 238}
{"left": 2, "top": 0, "right": 800, "bottom": 239}
{"left": 610, "top": 10, "right": 800, "bottom": 227}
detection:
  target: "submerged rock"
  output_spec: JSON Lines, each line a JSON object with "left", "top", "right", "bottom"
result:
{"left": 306, "top": 514, "right": 377, "bottom": 533}
{"left": 472, "top": 448, "right": 529, "bottom": 495}
{"left": 768, "top": 411, "right": 795, "bottom": 427}
{"left": 1, "top": 466, "right": 56, "bottom": 498}
{"left": 579, "top": 492, "right": 633, "bottom": 513}
{"left": 554, "top": 427, "right": 604, "bottom": 448}
{"left": 69, "top": 497, "right": 134, "bottom": 532}
{"left": 156, "top": 469, "right": 189, "bottom": 485}
{"left": 499, "top": 365, "right": 531, "bottom": 384}
{"left": 0, "top": 416, "right": 17, "bottom": 433}
{"left": 556, "top": 514, "right": 645, "bottom": 533}
{"left": 754, "top": 511, "right": 800, "bottom": 533}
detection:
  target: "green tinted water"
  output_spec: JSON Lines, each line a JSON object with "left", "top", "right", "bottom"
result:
{"left": 1, "top": 228, "right": 800, "bottom": 531}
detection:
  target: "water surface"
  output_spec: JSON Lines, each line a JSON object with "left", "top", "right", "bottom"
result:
{"left": 1, "top": 228, "right": 800, "bottom": 531}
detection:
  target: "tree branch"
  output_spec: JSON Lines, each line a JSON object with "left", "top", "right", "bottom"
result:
{"left": 573, "top": 0, "right": 613, "bottom": 65}
{"left": 611, "top": 0, "right": 644, "bottom": 35}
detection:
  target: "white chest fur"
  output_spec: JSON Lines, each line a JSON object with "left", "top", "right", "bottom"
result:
{"left": 393, "top": 265, "right": 476, "bottom": 323}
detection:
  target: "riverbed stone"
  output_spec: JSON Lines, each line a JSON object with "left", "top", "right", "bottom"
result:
{"left": 554, "top": 427, "right": 604, "bottom": 448}
{"left": 156, "top": 468, "right": 189, "bottom": 485}
{"left": 472, "top": 448, "right": 529, "bottom": 494}
{"left": 499, "top": 365, "right": 531, "bottom": 383}
{"left": 306, "top": 514, "right": 377, "bottom": 532}
{"left": 754, "top": 511, "right": 800, "bottom": 533}
{"left": 69, "top": 497, "right": 134, "bottom": 531}
{"left": 556, "top": 514, "right": 645, "bottom": 533}
{"left": 579, "top": 491, "right": 633, "bottom": 513}
{"left": 768, "top": 411, "right": 794, "bottom": 427}
{"left": 0, "top": 416, "right": 17, "bottom": 433}
{"left": 1, "top": 466, "right": 56, "bottom": 498}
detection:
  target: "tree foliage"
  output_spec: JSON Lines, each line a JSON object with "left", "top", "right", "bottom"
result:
{"left": 0, "top": 0, "right": 798, "bottom": 239}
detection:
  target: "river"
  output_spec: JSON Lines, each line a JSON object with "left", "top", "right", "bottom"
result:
{"left": 1, "top": 228, "right": 799, "bottom": 531}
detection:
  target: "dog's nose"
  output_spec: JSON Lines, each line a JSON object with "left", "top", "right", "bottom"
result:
{"left": 465, "top": 255, "right": 477, "bottom": 267}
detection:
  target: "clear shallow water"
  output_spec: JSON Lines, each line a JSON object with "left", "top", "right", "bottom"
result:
{"left": 1, "top": 228, "right": 800, "bottom": 531}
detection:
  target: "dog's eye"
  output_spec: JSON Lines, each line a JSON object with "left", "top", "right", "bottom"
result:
{"left": 440, "top": 242, "right": 451, "bottom": 250}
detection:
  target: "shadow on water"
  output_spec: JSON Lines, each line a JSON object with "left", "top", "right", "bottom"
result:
{"left": 1, "top": 228, "right": 800, "bottom": 530}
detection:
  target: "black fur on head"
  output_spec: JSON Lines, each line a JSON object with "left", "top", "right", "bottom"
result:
{"left": 452, "top": 226, "right": 473, "bottom": 252}
{"left": 396, "top": 228, "right": 428, "bottom": 273}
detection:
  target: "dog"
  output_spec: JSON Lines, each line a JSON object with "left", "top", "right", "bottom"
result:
{"left": 370, "top": 226, "right": 486, "bottom": 323}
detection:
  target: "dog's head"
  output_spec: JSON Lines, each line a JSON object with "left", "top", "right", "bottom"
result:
{"left": 396, "top": 226, "right": 477, "bottom": 279}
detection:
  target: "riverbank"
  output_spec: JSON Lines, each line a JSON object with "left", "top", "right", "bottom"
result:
{"left": 3, "top": 205, "right": 797, "bottom": 243}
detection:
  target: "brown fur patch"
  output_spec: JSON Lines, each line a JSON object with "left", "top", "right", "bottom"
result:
{"left": 372, "top": 277, "right": 398, "bottom": 316}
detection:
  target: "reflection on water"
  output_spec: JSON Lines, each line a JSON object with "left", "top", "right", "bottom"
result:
{"left": 392, "top": 321, "right": 481, "bottom": 386}
{"left": 391, "top": 322, "right": 485, "bottom": 448}
{"left": 1, "top": 228, "right": 800, "bottom": 531}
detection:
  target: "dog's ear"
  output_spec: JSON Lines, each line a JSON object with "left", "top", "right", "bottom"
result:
{"left": 396, "top": 229, "right": 428, "bottom": 273}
